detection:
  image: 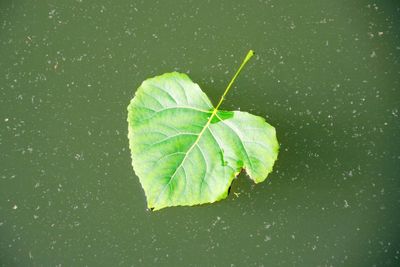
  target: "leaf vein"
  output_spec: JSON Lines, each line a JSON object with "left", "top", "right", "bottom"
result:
{"left": 196, "top": 144, "right": 209, "bottom": 194}
{"left": 147, "top": 133, "right": 198, "bottom": 148}
{"left": 215, "top": 113, "right": 254, "bottom": 170}
{"left": 136, "top": 106, "right": 212, "bottom": 124}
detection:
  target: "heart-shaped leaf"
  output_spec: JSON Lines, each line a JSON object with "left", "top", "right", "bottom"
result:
{"left": 127, "top": 51, "right": 279, "bottom": 210}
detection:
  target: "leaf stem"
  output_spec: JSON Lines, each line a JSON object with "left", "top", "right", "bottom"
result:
{"left": 214, "top": 50, "right": 254, "bottom": 111}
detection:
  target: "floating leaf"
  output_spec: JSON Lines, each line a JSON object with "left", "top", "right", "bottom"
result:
{"left": 127, "top": 51, "right": 279, "bottom": 210}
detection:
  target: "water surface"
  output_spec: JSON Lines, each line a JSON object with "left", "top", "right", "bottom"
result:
{"left": 1, "top": 0, "right": 399, "bottom": 266}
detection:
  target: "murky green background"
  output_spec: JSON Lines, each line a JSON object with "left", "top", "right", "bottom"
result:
{"left": 1, "top": 0, "right": 399, "bottom": 266}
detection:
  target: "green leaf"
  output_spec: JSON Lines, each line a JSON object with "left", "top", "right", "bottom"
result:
{"left": 127, "top": 51, "right": 279, "bottom": 210}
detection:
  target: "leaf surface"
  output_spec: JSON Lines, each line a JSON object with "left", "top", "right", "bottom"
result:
{"left": 127, "top": 72, "right": 279, "bottom": 210}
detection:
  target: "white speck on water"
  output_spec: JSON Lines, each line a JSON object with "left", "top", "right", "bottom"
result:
{"left": 211, "top": 216, "right": 221, "bottom": 227}
{"left": 4, "top": 118, "right": 8, "bottom": 122}
{"left": 48, "top": 9, "right": 56, "bottom": 19}
{"left": 12, "top": 204, "right": 18, "bottom": 210}
{"left": 344, "top": 200, "right": 350, "bottom": 208}
{"left": 74, "top": 153, "right": 84, "bottom": 160}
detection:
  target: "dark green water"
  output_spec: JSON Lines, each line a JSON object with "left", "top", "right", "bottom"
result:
{"left": 1, "top": 0, "right": 399, "bottom": 266}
